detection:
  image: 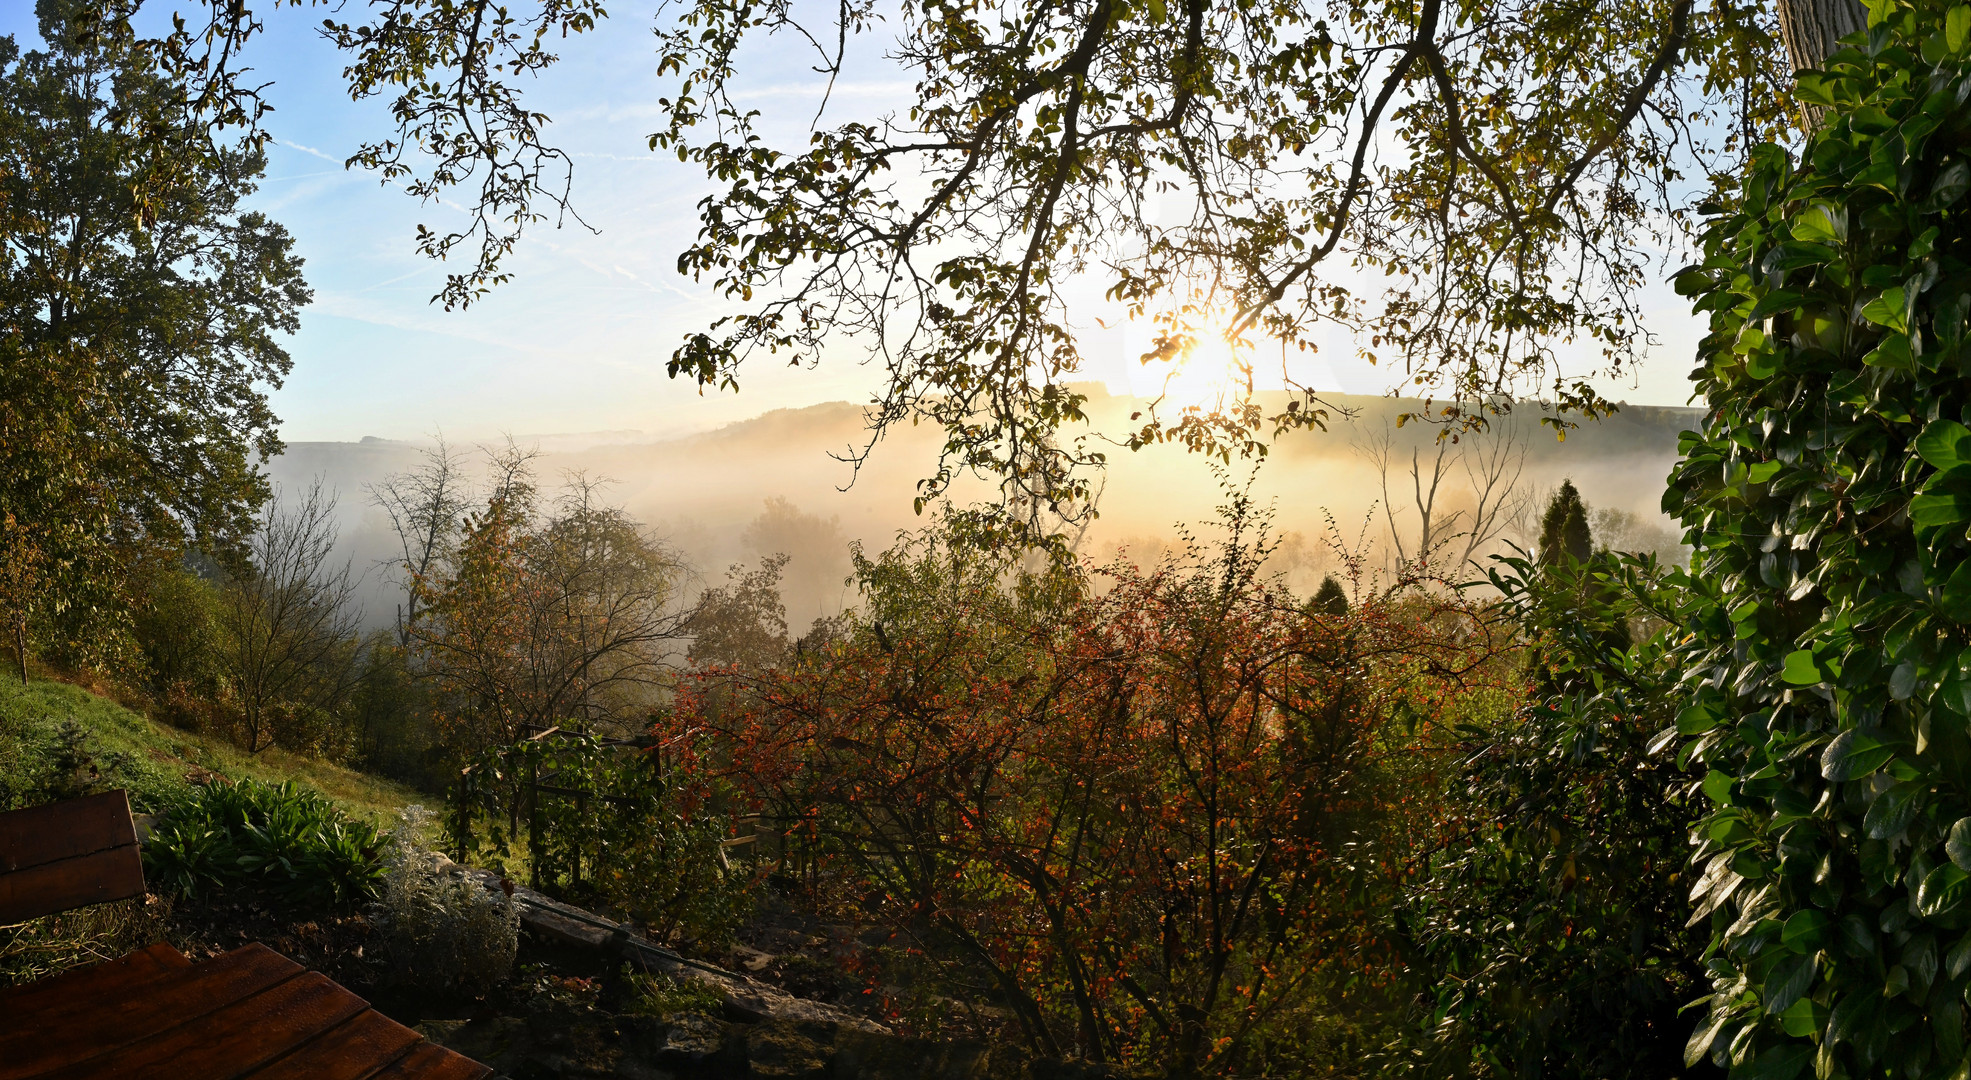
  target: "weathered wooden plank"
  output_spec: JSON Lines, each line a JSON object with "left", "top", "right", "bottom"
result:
{"left": 0, "top": 846, "right": 146, "bottom": 925}
{"left": 237, "top": 1008, "right": 423, "bottom": 1080}
{"left": 0, "top": 942, "right": 186, "bottom": 1012}
{"left": 0, "top": 944, "right": 301, "bottom": 1079}
{"left": 365, "top": 1042, "right": 493, "bottom": 1080}
{"left": 26, "top": 970, "right": 367, "bottom": 1080}
{"left": 0, "top": 791, "right": 136, "bottom": 873}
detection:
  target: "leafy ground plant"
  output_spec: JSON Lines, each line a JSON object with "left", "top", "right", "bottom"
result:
{"left": 144, "top": 778, "right": 384, "bottom": 909}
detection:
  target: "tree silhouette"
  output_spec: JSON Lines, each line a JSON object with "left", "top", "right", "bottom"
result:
{"left": 1538, "top": 481, "right": 1594, "bottom": 568}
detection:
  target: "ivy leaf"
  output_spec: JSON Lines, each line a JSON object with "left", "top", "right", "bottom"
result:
{"left": 1921, "top": 865, "right": 1971, "bottom": 919}
{"left": 1948, "top": 817, "right": 1971, "bottom": 870}
{"left": 1944, "top": 561, "right": 1971, "bottom": 611}
{"left": 1928, "top": 157, "right": 1971, "bottom": 211}
{"left": 1917, "top": 420, "right": 1971, "bottom": 469}
{"left": 1784, "top": 650, "right": 1826, "bottom": 685}
{"left": 1864, "top": 782, "right": 1921, "bottom": 839}
{"left": 1948, "top": 932, "right": 1971, "bottom": 978}
{"left": 1911, "top": 492, "right": 1971, "bottom": 526}
{"left": 1749, "top": 290, "right": 1805, "bottom": 321}
{"left": 1827, "top": 986, "right": 1884, "bottom": 1046}
{"left": 1735, "top": 1042, "right": 1813, "bottom": 1080}
{"left": 1766, "top": 952, "right": 1819, "bottom": 1014}
{"left": 1862, "top": 287, "right": 1911, "bottom": 332}
{"left": 1784, "top": 909, "right": 1833, "bottom": 952}
{"left": 1891, "top": 660, "right": 1920, "bottom": 700}
{"left": 1684, "top": 1008, "right": 1730, "bottom": 1067}
{"left": 1823, "top": 730, "right": 1895, "bottom": 781}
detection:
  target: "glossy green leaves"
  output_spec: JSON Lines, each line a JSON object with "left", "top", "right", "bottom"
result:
{"left": 1670, "top": 2, "right": 1971, "bottom": 1075}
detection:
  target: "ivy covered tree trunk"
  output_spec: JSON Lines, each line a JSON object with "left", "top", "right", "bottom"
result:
{"left": 1673, "top": 1, "right": 1971, "bottom": 1076}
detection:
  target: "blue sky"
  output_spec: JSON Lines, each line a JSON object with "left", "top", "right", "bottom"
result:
{"left": 1, "top": 3, "right": 1709, "bottom": 443}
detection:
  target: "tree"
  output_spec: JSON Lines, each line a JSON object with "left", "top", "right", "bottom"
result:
{"left": 68, "top": 0, "right": 1867, "bottom": 534}
{"left": 679, "top": 504, "right": 1515, "bottom": 1073}
{"left": 215, "top": 481, "right": 360, "bottom": 755}
{"left": 1312, "top": 575, "right": 1349, "bottom": 616}
{"left": 0, "top": 0, "right": 308, "bottom": 668}
{"left": 1538, "top": 481, "right": 1595, "bottom": 568}
{"left": 369, "top": 436, "right": 471, "bottom": 647}
{"left": 413, "top": 458, "right": 691, "bottom": 751}
{"left": 1359, "top": 422, "right": 1531, "bottom": 575}
{"left": 687, "top": 555, "right": 792, "bottom": 672}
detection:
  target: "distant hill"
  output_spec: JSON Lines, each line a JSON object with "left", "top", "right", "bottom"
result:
{"left": 271, "top": 392, "right": 1700, "bottom": 628}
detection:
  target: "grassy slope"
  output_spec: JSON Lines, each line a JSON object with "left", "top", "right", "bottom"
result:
{"left": 0, "top": 677, "right": 424, "bottom": 826}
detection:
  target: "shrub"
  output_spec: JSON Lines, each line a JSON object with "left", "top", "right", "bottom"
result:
{"left": 448, "top": 728, "right": 752, "bottom": 947}
{"left": 143, "top": 778, "right": 384, "bottom": 908}
{"left": 1398, "top": 551, "right": 1712, "bottom": 1078}
{"left": 371, "top": 806, "right": 518, "bottom": 992}
{"left": 675, "top": 507, "right": 1516, "bottom": 1073}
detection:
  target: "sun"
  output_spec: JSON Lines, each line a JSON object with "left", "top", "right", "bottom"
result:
{"left": 1152, "top": 322, "right": 1253, "bottom": 414}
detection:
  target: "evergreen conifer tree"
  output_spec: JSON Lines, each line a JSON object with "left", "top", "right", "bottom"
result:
{"left": 1311, "top": 575, "right": 1348, "bottom": 616}
{"left": 1538, "top": 481, "right": 1594, "bottom": 567}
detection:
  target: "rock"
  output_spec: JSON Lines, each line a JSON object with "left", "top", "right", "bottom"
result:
{"left": 649, "top": 1010, "right": 741, "bottom": 1071}
{"left": 743, "top": 1019, "right": 834, "bottom": 1078}
{"left": 828, "top": 1028, "right": 998, "bottom": 1080}
{"left": 730, "top": 943, "right": 775, "bottom": 972}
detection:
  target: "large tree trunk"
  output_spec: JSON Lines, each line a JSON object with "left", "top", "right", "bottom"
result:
{"left": 1775, "top": 0, "right": 1867, "bottom": 72}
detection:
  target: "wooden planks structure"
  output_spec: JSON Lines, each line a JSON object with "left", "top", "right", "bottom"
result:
{"left": 0, "top": 789, "right": 145, "bottom": 924}
{"left": 0, "top": 943, "right": 490, "bottom": 1080}
{"left": 0, "top": 793, "right": 490, "bottom": 1080}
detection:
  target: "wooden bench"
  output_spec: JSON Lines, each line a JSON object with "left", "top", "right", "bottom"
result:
{"left": 0, "top": 790, "right": 491, "bottom": 1080}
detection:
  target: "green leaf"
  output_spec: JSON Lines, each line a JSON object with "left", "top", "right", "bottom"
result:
{"left": 1783, "top": 909, "right": 1833, "bottom": 952}
{"left": 1765, "top": 952, "right": 1819, "bottom": 1014}
{"left": 1912, "top": 492, "right": 1971, "bottom": 526}
{"left": 1822, "top": 730, "right": 1895, "bottom": 782}
{"left": 1923, "top": 864, "right": 1971, "bottom": 919}
{"left": 1862, "top": 287, "right": 1910, "bottom": 332}
{"left": 1865, "top": 782, "right": 1921, "bottom": 839}
{"left": 1791, "top": 203, "right": 1846, "bottom": 243}
{"left": 1827, "top": 986, "right": 1883, "bottom": 1046}
{"left": 1783, "top": 650, "right": 1826, "bottom": 685}
{"left": 1735, "top": 1042, "right": 1812, "bottom": 1080}
{"left": 1950, "top": 5, "right": 1971, "bottom": 52}
{"left": 1705, "top": 769, "right": 1737, "bottom": 805}
{"left": 1948, "top": 932, "right": 1971, "bottom": 978}
{"left": 1949, "top": 818, "right": 1971, "bottom": 870}
{"left": 1946, "top": 562, "right": 1971, "bottom": 612}
{"left": 1931, "top": 158, "right": 1971, "bottom": 211}
{"left": 1892, "top": 661, "right": 1920, "bottom": 700}
{"left": 1748, "top": 461, "right": 1783, "bottom": 483}
{"left": 1797, "top": 73, "right": 1839, "bottom": 107}
{"left": 1865, "top": 332, "right": 1914, "bottom": 369}
{"left": 1779, "top": 995, "right": 1824, "bottom": 1038}
{"left": 1748, "top": 290, "right": 1805, "bottom": 321}
{"left": 1918, "top": 420, "right": 1971, "bottom": 470}
{"left": 1679, "top": 702, "right": 1720, "bottom": 735}
{"left": 1686, "top": 1008, "right": 1729, "bottom": 1067}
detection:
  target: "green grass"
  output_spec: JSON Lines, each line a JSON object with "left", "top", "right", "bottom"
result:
{"left": 0, "top": 677, "right": 425, "bottom": 827}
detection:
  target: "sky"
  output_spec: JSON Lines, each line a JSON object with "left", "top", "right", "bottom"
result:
{"left": 0, "top": 2, "right": 1713, "bottom": 444}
